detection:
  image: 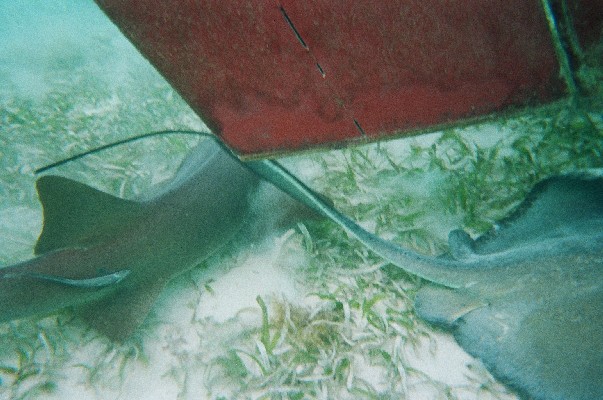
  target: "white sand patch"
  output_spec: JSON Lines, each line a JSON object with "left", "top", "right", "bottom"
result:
{"left": 403, "top": 331, "right": 517, "bottom": 399}
{"left": 196, "top": 235, "right": 301, "bottom": 324}
{"left": 405, "top": 331, "right": 475, "bottom": 386}
{"left": 0, "top": 206, "right": 41, "bottom": 263}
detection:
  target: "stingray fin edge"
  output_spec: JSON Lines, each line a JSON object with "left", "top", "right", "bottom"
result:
{"left": 2, "top": 269, "right": 131, "bottom": 288}
{"left": 34, "top": 175, "right": 144, "bottom": 255}
{"left": 76, "top": 279, "right": 167, "bottom": 341}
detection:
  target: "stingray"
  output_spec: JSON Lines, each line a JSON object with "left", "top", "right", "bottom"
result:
{"left": 2, "top": 134, "right": 601, "bottom": 398}
{"left": 248, "top": 160, "right": 603, "bottom": 400}
{"left": 0, "top": 138, "right": 316, "bottom": 341}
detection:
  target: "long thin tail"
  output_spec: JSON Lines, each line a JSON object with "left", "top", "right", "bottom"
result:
{"left": 247, "top": 159, "right": 467, "bottom": 288}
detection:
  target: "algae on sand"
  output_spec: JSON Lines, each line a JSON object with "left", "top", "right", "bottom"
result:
{"left": 1, "top": 1, "right": 602, "bottom": 399}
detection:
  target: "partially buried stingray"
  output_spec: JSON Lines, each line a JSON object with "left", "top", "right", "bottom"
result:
{"left": 249, "top": 160, "right": 603, "bottom": 400}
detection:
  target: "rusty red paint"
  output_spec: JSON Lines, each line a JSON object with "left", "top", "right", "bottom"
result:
{"left": 95, "top": 1, "right": 567, "bottom": 157}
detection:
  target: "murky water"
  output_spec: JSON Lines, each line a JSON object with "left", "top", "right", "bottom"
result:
{"left": 0, "top": 2, "right": 601, "bottom": 399}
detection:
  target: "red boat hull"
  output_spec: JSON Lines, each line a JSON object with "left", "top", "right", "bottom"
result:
{"left": 94, "top": 1, "right": 599, "bottom": 157}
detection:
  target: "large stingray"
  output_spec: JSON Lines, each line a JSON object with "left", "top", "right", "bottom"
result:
{"left": 248, "top": 160, "right": 603, "bottom": 400}
{"left": 0, "top": 138, "right": 315, "bottom": 340}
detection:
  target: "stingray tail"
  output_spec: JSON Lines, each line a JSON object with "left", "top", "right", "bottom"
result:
{"left": 247, "top": 160, "right": 468, "bottom": 288}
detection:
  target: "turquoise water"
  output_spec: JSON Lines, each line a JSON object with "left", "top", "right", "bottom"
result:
{"left": 0, "top": 2, "right": 602, "bottom": 399}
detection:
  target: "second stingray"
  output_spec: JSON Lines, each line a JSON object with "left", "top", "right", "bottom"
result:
{"left": 249, "top": 160, "right": 603, "bottom": 400}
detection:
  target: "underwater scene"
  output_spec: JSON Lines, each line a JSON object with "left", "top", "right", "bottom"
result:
{"left": 1, "top": 1, "right": 602, "bottom": 399}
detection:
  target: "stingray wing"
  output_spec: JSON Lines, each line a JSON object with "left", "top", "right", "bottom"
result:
{"left": 416, "top": 283, "right": 603, "bottom": 400}
{"left": 76, "top": 279, "right": 168, "bottom": 341}
{"left": 0, "top": 249, "right": 128, "bottom": 323}
{"left": 472, "top": 175, "right": 603, "bottom": 255}
{"left": 416, "top": 234, "right": 603, "bottom": 400}
{"left": 453, "top": 288, "right": 603, "bottom": 400}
